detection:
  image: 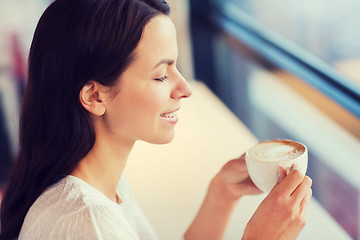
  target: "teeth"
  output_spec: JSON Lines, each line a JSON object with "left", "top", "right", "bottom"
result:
{"left": 161, "top": 112, "right": 176, "bottom": 118}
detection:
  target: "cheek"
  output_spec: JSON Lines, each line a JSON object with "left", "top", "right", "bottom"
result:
{"left": 103, "top": 85, "right": 174, "bottom": 143}
{"left": 133, "top": 84, "right": 168, "bottom": 109}
{"left": 142, "top": 93, "right": 166, "bottom": 113}
{"left": 130, "top": 97, "right": 165, "bottom": 131}
{"left": 114, "top": 88, "right": 166, "bottom": 124}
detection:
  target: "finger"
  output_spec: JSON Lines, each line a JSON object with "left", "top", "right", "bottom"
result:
{"left": 236, "top": 177, "right": 263, "bottom": 195}
{"left": 291, "top": 176, "right": 312, "bottom": 205}
{"left": 228, "top": 156, "right": 247, "bottom": 172}
{"left": 299, "top": 187, "right": 312, "bottom": 215}
{"left": 277, "top": 166, "right": 287, "bottom": 184}
{"left": 221, "top": 159, "right": 249, "bottom": 183}
{"left": 239, "top": 153, "right": 246, "bottom": 159}
{"left": 276, "top": 168, "right": 305, "bottom": 196}
{"left": 236, "top": 154, "right": 247, "bottom": 168}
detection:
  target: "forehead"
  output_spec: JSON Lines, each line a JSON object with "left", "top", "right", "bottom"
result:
{"left": 132, "top": 15, "right": 178, "bottom": 69}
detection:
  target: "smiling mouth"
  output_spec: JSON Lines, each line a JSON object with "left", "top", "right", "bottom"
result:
{"left": 160, "top": 111, "right": 177, "bottom": 118}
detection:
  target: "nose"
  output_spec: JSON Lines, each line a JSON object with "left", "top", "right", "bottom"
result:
{"left": 171, "top": 70, "right": 192, "bottom": 100}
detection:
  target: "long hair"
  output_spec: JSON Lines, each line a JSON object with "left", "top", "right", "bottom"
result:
{"left": 0, "top": 0, "right": 170, "bottom": 238}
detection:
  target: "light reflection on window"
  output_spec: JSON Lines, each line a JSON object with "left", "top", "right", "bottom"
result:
{"left": 223, "top": 0, "right": 360, "bottom": 88}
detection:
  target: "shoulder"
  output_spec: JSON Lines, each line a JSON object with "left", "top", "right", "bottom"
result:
{"left": 19, "top": 176, "right": 139, "bottom": 240}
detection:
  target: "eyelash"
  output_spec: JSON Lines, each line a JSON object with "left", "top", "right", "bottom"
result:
{"left": 154, "top": 75, "right": 168, "bottom": 82}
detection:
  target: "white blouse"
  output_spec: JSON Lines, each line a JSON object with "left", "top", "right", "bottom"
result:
{"left": 19, "top": 175, "right": 159, "bottom": 240}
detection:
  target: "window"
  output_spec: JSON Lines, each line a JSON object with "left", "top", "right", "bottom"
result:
{"left": 190, "top": 0, "right": 360, "bottom": 238}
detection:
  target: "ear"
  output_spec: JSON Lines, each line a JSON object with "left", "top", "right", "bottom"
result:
{"left": 79, "top": 81, "right": 106, "bottom": 116}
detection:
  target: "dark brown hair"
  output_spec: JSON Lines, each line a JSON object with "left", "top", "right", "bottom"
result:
{"left": 0, "top": 0, "right": 170, "bottom": 238}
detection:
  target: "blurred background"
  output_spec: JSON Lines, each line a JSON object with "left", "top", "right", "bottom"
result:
{"left": 0, "top": 0, "right": 359, "bottom": 239}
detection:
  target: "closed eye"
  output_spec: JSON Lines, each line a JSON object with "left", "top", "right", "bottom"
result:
{"left": 154, "top": 75, "right": 168, "bottom": 82}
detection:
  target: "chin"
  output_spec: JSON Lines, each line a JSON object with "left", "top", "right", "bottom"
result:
{"left": 146, "top": 132, "right": 175, "bottom": 145}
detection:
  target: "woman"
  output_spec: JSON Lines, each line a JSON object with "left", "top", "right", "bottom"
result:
{"left": 0, "top": 0, "right": 312, "bottom": 239}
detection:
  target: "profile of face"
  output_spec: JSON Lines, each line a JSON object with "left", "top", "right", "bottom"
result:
{"left": 84, "top": 15, "right": 192, "bottom": 145}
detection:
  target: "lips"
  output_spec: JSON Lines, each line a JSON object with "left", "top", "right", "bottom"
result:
{"left": 160, "top": 108, "right": 180, "bottom": 118}
{"left": 160, "top": 108, "right": 179, "bottom": 123}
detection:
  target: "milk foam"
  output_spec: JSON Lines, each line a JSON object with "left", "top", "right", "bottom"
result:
{"left": 247, "top": 141, "right": 305, "bottom": 162}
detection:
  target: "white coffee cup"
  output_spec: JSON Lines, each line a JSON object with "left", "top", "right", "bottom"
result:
{"left": 245, "top": 139, "right": 308, "bottom": 193}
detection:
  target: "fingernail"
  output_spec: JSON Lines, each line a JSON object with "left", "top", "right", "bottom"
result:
{"left": 290, "top": 163, "right": 300, "bottom": 172}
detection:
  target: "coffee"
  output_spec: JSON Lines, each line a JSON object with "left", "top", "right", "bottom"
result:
{"left": 246, "top": 140, "right": 305, "bottom": 162}
{"left": 245, "top": 139, "right": 308, "bottom": 193}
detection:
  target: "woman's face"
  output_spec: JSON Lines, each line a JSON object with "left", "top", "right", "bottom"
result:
{"left": 102, "top": 15, "right": 192, "bottom": 145}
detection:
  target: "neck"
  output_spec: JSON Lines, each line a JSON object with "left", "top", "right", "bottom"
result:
{"left": 71, "top": 125, "right": 134, "bottom": 203}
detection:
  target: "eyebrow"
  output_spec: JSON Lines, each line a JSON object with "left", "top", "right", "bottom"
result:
{"left": 153, "top": 59, "right": 175, "bottom": 69}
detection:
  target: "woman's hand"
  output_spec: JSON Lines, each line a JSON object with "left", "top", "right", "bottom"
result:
{"left": 242, "top": 166, "right": 312, "bottom": 240}
{"left": 213, "top": 154, "right": 262, "bottom": 200}
{"left": 185, "top": 154, "right": 262, "bottom": 240}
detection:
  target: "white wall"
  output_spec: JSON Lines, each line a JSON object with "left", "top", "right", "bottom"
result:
{"left": 167, "top": 0, "right": 194, "bottom": 81}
